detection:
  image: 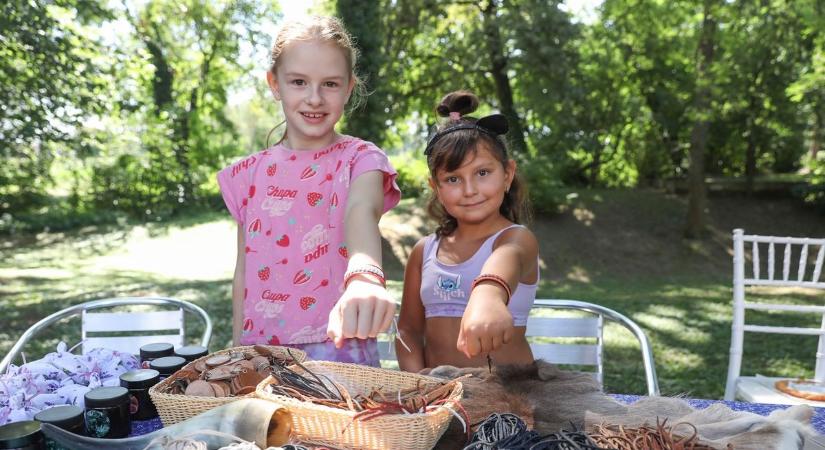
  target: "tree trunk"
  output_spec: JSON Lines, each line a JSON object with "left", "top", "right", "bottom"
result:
{"left": 745, "top": 113, "right": 757, "bottom": 196}
{"left": 685, "top": 1, "right": 718, "bottom": 239}
{"left": 337, "top": 0, "right": 386, "bottom": 144}
{"left": 481, "top": 0, "right": 528, "bottom": 154}
{"left": 813, "top": 103, "right": 823, "bottom": 160}
{"left": 143, "top": 39, "right": 174, "bottom": 116}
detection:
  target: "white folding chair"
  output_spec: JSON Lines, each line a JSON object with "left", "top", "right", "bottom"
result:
{"left": 0, "top": 297, "right": 212, "bottom": 374}
{"left": 378, "top": 299, "right": 659, "bottom": 396}
{"left": 724, "top": 229, "right": 825, "bottom": 403}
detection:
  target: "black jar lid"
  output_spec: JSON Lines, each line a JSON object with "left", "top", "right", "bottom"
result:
{"left": 139, "top": 343, "right": 174, "bottom": 359}
{"left": 34, "top": 405, "right": 83, "bottom": 430}
{"left": 174, "top": 345, "right": 208, "bottom": 361}
{"left": 120, "top": 369, "right": 160, "bottom": 389}
{"left": 149, "top": 356, "right": 187, "bottom": 375}
{"left": 84, "top": 386, "right": 130, "bottom": 408}
{"left": 0, "top": 420, "right": 43, "bottom": 449}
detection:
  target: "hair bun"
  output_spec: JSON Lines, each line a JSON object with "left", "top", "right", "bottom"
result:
{"left": 436, "top": 90, "right": 479, "bottom": 118}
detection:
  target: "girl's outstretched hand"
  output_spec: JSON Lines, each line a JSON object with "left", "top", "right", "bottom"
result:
{"left": 457, "top": 288, "right": 514, "bottom": 358}
{"left": 327, "top": 278, "right": 396, "bottom": 348}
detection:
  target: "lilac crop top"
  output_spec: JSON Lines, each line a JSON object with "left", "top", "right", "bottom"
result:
{"left": 419, "top": 225, "right": 539, "bottom": 326}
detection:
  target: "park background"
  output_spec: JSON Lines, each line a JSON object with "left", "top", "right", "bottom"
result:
{"left": 1, "top": 0, "right": 824, "bottom": 399}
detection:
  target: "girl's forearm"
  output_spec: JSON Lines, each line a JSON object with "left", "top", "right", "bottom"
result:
{"left": 344, "top": 182, "right": 384, "bottom": 270}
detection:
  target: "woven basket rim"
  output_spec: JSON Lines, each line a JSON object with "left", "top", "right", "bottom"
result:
{"left": 255, "top": 360, "right": 463, "bottom": 419}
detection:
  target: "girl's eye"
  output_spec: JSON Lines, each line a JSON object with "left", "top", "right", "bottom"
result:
{"left": 324, "top": 81, "right": 339, "bottom": 88}
{"left": 478, "top": 169, "right": 490, "bottom": 176}
{"left": 291, "top": 80, "right": 306, "bottom": 86}
{"left": 445, "top": 176, "right": 459, "bottom": 184}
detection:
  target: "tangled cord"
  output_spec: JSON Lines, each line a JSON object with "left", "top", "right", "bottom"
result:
{"left": 587, "top": 418, "right": 722, "bottom": 450}
{"left": 462, "top": 413, "right": 612, "bottom": 450}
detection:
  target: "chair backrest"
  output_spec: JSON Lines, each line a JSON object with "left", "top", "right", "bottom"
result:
{"left": 529, "top": 299, "right": 659, "bottom": 396}
{"left": 0, "top": 297, "right": 213, "bottom": 374}
{"left": 724, "top": 229, "right": 825, "bottom": 400}
{"left": 525, "top": 301, "right": 605, "bottom": 384}
{"left": 378, "top": 299, "right": 659, "bottom": 396}
{"left": 81, "top": 308, "right": 184, "bottom": 355}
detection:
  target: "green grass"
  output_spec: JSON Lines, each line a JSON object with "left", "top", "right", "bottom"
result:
{"left": 2, "top": 190, "right": 823, "bottom": 400}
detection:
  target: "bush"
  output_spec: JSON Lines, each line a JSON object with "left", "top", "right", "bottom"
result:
{"left": 518, "top": 152, "right": 565, "bottom": 215}
{"left": 793, "top": 153, "right": 825, "bottom": 213}
{"left": 390, "top": 153, "right": 430, "bottom": 199}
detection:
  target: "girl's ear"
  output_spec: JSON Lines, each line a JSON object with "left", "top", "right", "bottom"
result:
{"left": 428, "top": 177, "right": 438, "bottom": 196}
{"left": 266, "top": 71, "right": 281, "bottom": 101}
{"left": 345, "top": 74, "right": 356, "bottom": 102}
{"left": 505, "top": 160, "right": 516, "bottom": 189}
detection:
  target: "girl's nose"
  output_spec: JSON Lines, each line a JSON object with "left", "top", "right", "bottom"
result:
{"left": 463, "top": 179, "right": 478, "bottom": 196}
{"left": 305, "top": 85, "right": 323, "bottom": 106}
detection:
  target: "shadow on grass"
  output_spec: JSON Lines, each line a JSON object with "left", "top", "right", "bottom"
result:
{"left": 545, "top": 276, "right": 825, "bottom": 399}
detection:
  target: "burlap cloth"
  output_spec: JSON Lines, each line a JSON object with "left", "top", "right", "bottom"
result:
{"left": 425, "top": 360, "right": 818, "bottom": 450}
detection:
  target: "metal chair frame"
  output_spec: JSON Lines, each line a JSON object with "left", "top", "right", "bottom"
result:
{"left": 530, "top": 299, "right": 659, "bottom": 396}
{"left": 0, "top": 297, "right": 212, "bottom": 374}
{"left": 378, "top": 299, "right": 659, "bottom": 396}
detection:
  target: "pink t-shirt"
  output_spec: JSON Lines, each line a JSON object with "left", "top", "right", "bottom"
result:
{"left": 217, "top": 137, "right": 401, "bottom": 346}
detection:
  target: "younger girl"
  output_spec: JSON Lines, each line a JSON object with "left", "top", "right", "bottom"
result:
{"left": 397, "top": 91, "right": 539, "bottom": 372}
{"left": 217, "top": 16, "right": 401, "bottom": 366}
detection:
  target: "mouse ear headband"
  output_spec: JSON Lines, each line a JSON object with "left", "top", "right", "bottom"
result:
{"left": 424, "top": 113, "right": 509, "bottom": 157}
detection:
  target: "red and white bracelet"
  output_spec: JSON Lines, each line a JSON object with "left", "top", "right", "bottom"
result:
{"left": 471, "top": 273, "right": 512, "bottom": 306}
{"left": 344, "top": 263, "right": 386, "bottom": 288}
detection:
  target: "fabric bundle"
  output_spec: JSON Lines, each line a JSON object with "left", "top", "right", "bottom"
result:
{"left": 0, "top": 341, "right": 140, "bottom": 424}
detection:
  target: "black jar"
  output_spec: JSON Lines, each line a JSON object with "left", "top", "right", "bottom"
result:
{"left": 174, "top": 345, "right": 208, "bottom": 362}
{"left": 34, "top": 405, "right": 83, "bottom": 450}
{"left": 83, "top": 386, "right": 131, "bottom": 439}
{"left": 120, "top": 369, "right": 160, "bottom": 420}
{"left": 149, "top": 356, "right": 186, "bottom": 380}
{"left": 0, "top": 420, "right": 45, "bottom": 450}
{"left": 139, "top": 343, "right": 174, "bottom": 369}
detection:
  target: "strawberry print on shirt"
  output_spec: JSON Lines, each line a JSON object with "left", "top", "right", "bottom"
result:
{"left": 217, "top": 137, "right": 400, "bottom": 345}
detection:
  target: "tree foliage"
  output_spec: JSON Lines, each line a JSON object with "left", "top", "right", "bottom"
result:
{"left": 1, "top": 0, "right": 823, "bottom": 233}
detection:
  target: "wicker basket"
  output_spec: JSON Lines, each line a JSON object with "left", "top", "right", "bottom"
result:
{"left": 255, "top": 360, "right": 463, "bottom": 450}
{"left": 148, "top": 345, "right": 306, "bottom": 426}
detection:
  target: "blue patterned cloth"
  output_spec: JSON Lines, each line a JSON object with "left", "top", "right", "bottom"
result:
{"left": 130, "top": 417, "right": 162, "bottom": 436}
{"left": 612, "top": 394, "right": 825, "bottom": 435}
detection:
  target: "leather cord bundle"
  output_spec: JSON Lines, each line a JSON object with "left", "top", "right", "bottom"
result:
{"left": 588, "top": 419, "right": 722, "bottom": 450}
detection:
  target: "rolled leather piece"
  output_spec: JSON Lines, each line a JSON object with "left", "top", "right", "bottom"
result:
{"left": 40, "top": 398, "right": 292, "bottom": 450}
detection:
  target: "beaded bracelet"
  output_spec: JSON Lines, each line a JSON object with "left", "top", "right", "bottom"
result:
{"left": 471, "top": 273, "right": 512, "bottom": 306}
{"left": 344, "top": 264, "right": 386, "bottom": 288}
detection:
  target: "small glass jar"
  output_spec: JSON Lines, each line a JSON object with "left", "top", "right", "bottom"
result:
{"left": 120, "top": 369, "right": 160, "bottom": 420}
{"left": 83, "top": 386, "right": 131, "bottom": 439}
{"left": 149, "top": 356, "right": 186, "bottom": 380}
{"left": 0, "top": 420, "right": 45, "bottom": 450}
{"left": 174, "top": 345, "right": 208, "bottom": 362}
{"left": 34, "top": 405, "right": 84, "bottom": 450}
{"left": 139, "top": 343, "right": 174, "bottom": 369}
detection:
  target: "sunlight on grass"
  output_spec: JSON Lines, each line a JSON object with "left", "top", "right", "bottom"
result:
{"left": 88, "top": 220, "right": 237, "bottom": 281}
